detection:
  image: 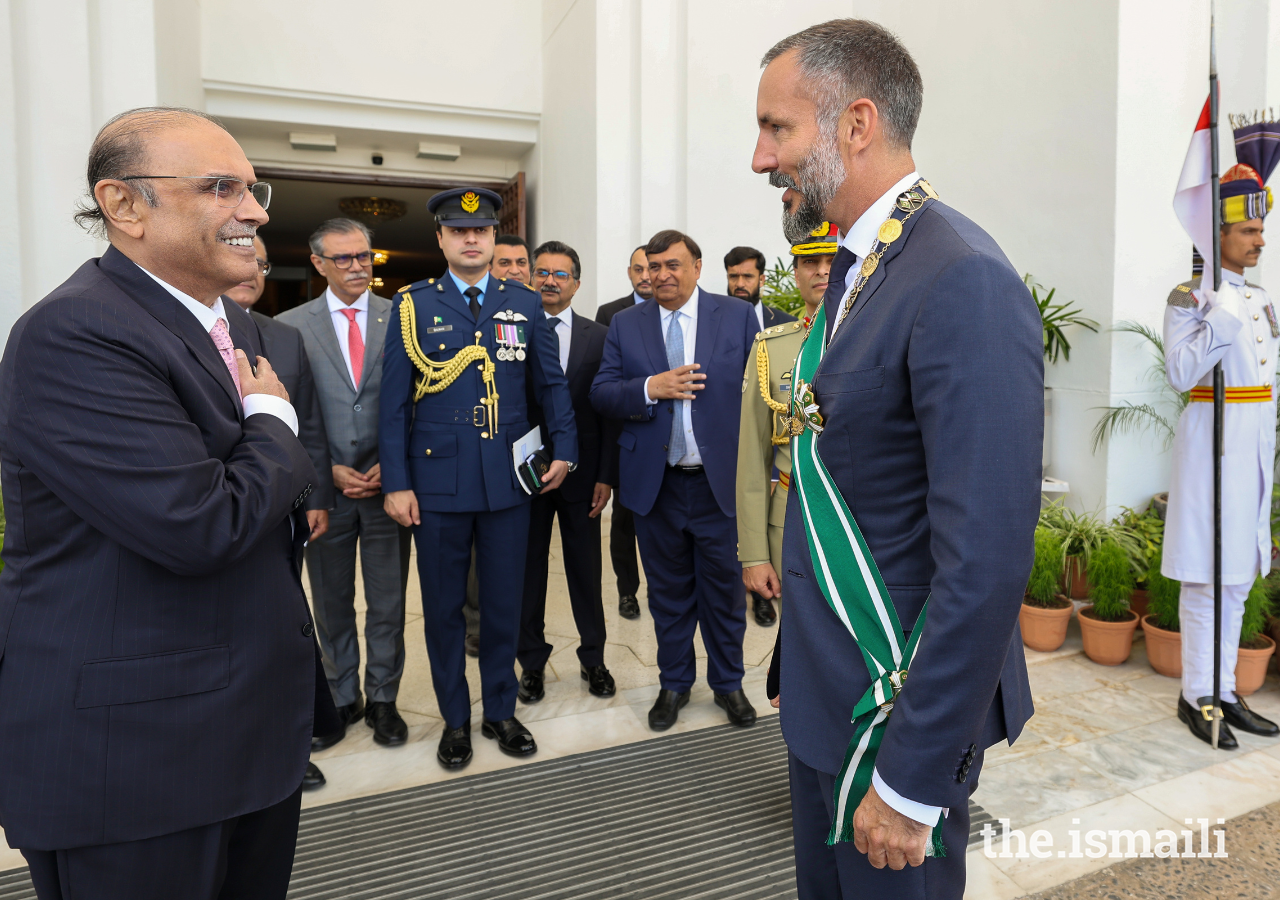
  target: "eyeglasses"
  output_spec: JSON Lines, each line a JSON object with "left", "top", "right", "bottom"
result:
{"left": 316, "top": 251, "right": 373, "bottom": 269}
{"left": 534, "top": 268, "right": 575, "bottom": 282}
{"left": 256, "top": 258, "right": 272, "bottom": 275}
{"left": 120, "top": 176, "right": 271, "bottom": 210}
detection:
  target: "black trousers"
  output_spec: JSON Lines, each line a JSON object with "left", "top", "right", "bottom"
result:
{"left": 519, "top": 490, "right": 607, "bottom": 670}
{"left": 22, "top": 787, "right": 303, "bottom": 900}
{"left": 788, "top": 752, "right": 978, "bottom": 900}
{"left": 608, "top": 494, "right": 640, "bottom": 598}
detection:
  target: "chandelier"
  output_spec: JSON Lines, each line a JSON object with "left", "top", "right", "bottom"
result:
{"left": 338, "top": 197, "right": 407, "bottom": 223}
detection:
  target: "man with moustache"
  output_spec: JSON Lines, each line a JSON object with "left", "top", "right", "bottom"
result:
{"left": 516, "top": 241, "right": 616, "bottom": 704}
{"left": 227, "top": 235, "right": 333, "bottom": 792}
{"left": 753, "top": 21, "right": 1041, "bottom": 898}
{"left": 0, "top": 107, "right": 325, "bottom": 899}
{"left": 591, "top": 230, "right": 760, "bottom": 732}
{"left": 279, "top": 219, "right": 414, "bottom": 751}
{"left": 737, "top": 223, "right": 838, "bottom": 629}
{"left": 491, "top": 234, "right": 532, "bottom": 286}
{"left": 724, "top": 245, "right": 795, "bottom": 332}
{"left": 595, "top": 247, "right": 653, "bottom": 619}
{"left": 381, "top": 188, "right": 576, "bottom": 768}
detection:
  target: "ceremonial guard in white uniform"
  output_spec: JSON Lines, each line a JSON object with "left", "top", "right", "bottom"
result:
{"left": 1163, "top": 115, "right": 1280, "bottom": 747}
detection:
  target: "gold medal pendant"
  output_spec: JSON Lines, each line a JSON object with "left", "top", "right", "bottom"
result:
{"left": 877, "top": 219, "right": 903, "bottom": 244}
{"left": 860, "top": 254, "right": 879, "bottom": 279}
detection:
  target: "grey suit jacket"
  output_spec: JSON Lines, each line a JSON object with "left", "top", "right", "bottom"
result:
{"left": 277, "top": 292, "right": 392, "bottom": 472}
{"left": 250, "top": 309, "right": 335, "bottom": 511}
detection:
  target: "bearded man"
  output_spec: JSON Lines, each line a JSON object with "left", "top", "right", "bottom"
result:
{"left": 752, "top": 20, "right": 1042, "bottom": 900}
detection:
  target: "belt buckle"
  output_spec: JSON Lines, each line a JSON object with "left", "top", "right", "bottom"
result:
{"left": 472, "top": 406, "right": 486, "bottom": 427}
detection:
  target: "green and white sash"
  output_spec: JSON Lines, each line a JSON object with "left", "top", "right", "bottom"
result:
{"left": 787, "top": 180, "right": 945, "bottom": 855}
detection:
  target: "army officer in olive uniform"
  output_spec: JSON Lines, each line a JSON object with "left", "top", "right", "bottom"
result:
{"left": 738, "top": 223, "right": 838, "bottom": 616}
{"left": 381, "top": 188, "right": 577, "bottom": 769}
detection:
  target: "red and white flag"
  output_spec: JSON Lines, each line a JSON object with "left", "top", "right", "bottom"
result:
{"left": 1173, "top": 95, "right": 1213, "bottom": 261}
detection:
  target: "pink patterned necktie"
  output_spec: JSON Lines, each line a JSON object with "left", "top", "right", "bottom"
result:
{"left": 210, "top": 318, "right": 242, "bottom": 399}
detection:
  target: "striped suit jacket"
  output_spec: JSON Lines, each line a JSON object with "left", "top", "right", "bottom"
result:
{"left": 0, "top": 246, "right": 319, "bottom": 850}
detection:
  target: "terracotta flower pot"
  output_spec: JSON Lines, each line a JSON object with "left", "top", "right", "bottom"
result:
{"left": 1141, "top": 615, "right": 1181, "bottom": 678}
{"left": 1020, "top": 595, "right": 1073, "bottom": 652}
{"left": 1268, "top": 618, "right": 1280, "bottom": 674}
{"left": 1235, "top": 634, "right": 1276, "bottom": 696}
{"left": 1078, "top": 606, "right": 1138, "bottom": 666}
{"left": 1129, "top": 589, "right": 1150, "bottom": 621}
{"left": 1062, "top": 557, "right": 1091, "bottom": 600}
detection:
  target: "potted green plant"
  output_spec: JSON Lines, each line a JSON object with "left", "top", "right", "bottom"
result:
{"left": 1236, "top": 576, "right": 1276, "bottom": 695}
{"left": 1112, "top": 504, "right": 1165, "bottom": 619}
{"left": 1141, "top": 547, "right": 1181, "bottom": 677}
{"left": 1039, "top": 502, "right": 1136, "bottom": 599}
{"left": 1078, "top": 537, "right": 1139, "bottom": 665}
{"left": 1021, "top": 528, "right": 1073, "bottom": 651}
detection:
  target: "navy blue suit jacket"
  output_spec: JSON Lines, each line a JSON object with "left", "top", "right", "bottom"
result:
{"left": 0, "top": 247, "right": 318, "bottom": 850}
{"left": 780, "top": 202, "right": 1041, "bottom": 811}
{"left": 380, "top": 274, "right": 577, "bottom": 513}
{"left": 590, "top": 288, "right": 758, "bottom": 517}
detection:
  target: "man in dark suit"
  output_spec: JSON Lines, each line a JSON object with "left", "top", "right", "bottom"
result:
{"left": 591, "top": 230, "right": 760, "bottom": 732}
{"left": 516, "top": 241, "right": 617, "bottom": 704}
{"left": 724, "top": 245, "right": 796, "bottom": 332}
{"left": 279, "top": 219, "right": 414, "bottom": 750}
{"left": 594, "top": 246, "right": 651, "bottom": 620}
{"left": 753, "top": 21, "right": 1041, "bottom": 898}
{"left": 228, "top": 234, "right": 333, "bottom": 792}
{"left": 0, "top": 107, "right": 324, "bottom": 899}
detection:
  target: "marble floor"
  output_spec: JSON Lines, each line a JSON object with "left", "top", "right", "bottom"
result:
{"left": 2, "top": 508, "right": 1278, "bottom": 900}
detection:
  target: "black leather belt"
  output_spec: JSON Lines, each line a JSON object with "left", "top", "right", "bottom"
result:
{"left": 667, "top": 464, "right": 704, "bottom": 474}
{"left": 414, "top": 407, "right": 528, "bottom": 426}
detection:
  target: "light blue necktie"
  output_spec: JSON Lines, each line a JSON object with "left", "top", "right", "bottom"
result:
{"left": 665, "top": 311, "right": 687, "bottom": 465}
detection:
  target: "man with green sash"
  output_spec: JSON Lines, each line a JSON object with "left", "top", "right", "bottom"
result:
{"left": 753, "top": 20, "right": 1042, "bottom": 899}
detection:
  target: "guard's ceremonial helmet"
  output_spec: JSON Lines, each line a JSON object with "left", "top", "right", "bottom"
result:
{"left": 429, "top": 187, "right": 503, "bottom": 228}
{"left": 790, "top": 221, "right": 839, "bottom": 257}
{"left": 1222, "top": 114, "right": 1280, "bottom": 223}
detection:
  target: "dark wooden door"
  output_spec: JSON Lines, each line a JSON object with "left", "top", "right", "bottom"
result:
{"left": 498, "top": 172, "right": 526, "bottom": 239}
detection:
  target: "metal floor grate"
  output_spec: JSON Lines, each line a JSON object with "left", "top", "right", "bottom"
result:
{"left": 0, "top": 717, "right": 989, "bottom": 899}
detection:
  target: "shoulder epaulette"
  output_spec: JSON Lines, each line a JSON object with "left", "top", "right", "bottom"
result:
{"left": 1246, "top": 280, "right": 1263, "bottom": 290}
{"left": 1167, "top": 278, "right": 1201, "bottom": 308}
{"left": 760, "top": 320, "right": 804, "bottom": 339}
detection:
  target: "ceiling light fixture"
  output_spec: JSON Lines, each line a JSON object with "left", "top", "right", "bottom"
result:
{"left": 338, "top": 197, "right": 407, "bottom": 223}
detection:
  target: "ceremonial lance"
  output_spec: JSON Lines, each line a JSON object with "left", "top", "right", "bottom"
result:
{"left": 1208, "top": 1, "right": 1225, "bottom": 750}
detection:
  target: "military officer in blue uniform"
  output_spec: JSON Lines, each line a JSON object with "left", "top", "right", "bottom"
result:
{"left": 381, "top": 187, "right": 578, "bottom": 769}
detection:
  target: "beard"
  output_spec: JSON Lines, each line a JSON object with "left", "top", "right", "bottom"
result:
{"left": 769, "top": 128, "right": 846, "bottom": 243}
{"left": 733, "top": 286, "right": 761, "bottom": 304}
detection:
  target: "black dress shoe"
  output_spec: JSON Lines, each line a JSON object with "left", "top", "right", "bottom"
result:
{"left": 648, "top": 689, "right": 690, "bottom": 731}
{"left": 1221, "top": 694, "right": 1280, "bottom": 736}
{"left": 482, "top": 717, "right": 537, "bottom": 756}
{"left": 465, "top": 634, "right": 480, "bottom": 658}
{"left": 518, "top": 668, "right": 545, "bottom": 704}
{"left": 1177, "top": 695, "right": 1239, "bottom": 749}
{"left": 715, "top": 689, "right": 758, "bottom": 727}
{"left": 618, "top": 594, "right": 641, "bottom": 619}
{"left": 437, "top": 722, "right": 473, "bottom": 769}
{"left": 365, "top": 701, "right": 408, "bottom": 746}
{"left": 581, "top": 664, "right": 616, "bottom": 697}
{"left": 311, "top": 696, "right": 365, "bottom": 751}
{"left": 752, "top": 594, "right": 777, "bottom": 626}
{"left": 301, "top": 762, "right": 326, "bottom": 791}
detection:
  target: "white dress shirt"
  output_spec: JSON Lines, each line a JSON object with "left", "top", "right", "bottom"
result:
{"left": 139, "top": 265, "right": 298, "bottom": 435}
{"left": 752, "top": 299, "right": 766, "bottom": 332}
{"left": 546, "top": 306, "right": 573, "bottom": 374}
{"left": 325, "top": 288, "right": 369, "bottom": 384}
{"left": 829, "top": 170, "right": 921, "bottom": 339}
{"left": 644, "top": 290, "right": 702, "bottom": 466}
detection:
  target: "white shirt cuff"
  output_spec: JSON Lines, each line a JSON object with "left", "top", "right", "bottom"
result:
{"left": 872, "top": 768, "right": 945, "bottom": 826}
{"left": 643, "top": 375, "right": 658, "bottom": 405}
{"left": 243, "top": 393, "right": 299, "bottom": 436}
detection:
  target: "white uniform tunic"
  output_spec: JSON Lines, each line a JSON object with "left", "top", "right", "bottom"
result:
{"left": 1162, "top": 269, "right": 1277, "bottom": 586}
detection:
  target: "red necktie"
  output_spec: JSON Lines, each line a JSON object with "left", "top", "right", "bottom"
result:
{"left": 341, "top": 308, "right": 364, "bottom": 388}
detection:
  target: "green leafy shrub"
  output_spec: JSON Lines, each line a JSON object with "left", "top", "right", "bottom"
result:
{"left": 1039, "top": 501, "right": 1142, "bottom": 595}
{"left": 1025, "top": 528, "right": 1067, "bottom": 607}
{"left": 1242, "top": 576, "right": 1274, "bottom": 647}
{"left": 1112, "top": 505, "right": 1164, "bottom": 584}
{"left": 1144, "top": 547, "right": 1180, "bottom": 630}
{"left": 761, "top": 258, "right": 805, "bottom": 319}
{"left": 1087, "top": 538, "right": 1134, "bottom": 622}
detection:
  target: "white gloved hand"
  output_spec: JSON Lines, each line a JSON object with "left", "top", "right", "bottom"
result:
{"left": 1202, "top": 280, "right": 1247, "bottom": 323}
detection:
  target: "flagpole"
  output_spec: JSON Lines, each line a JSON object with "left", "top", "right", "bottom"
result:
{"left": 1209, "top": 0, "right": 1225, "bottom": 750}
